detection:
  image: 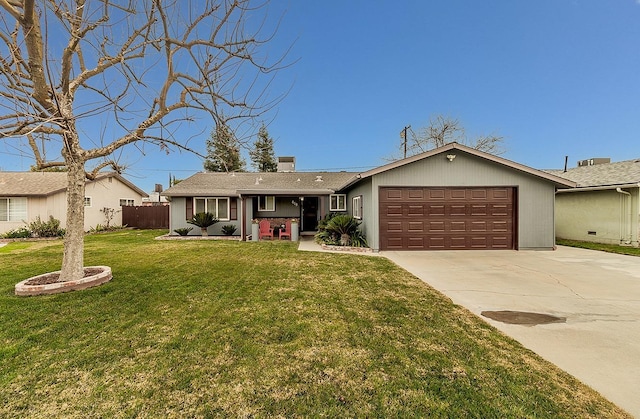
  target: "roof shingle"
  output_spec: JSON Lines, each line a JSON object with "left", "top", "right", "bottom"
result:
{"left": 162, "top": 172, "right": 358, "bottom": 197}
{"left": 546, "top": 159, "right": 640, "bottom": 187}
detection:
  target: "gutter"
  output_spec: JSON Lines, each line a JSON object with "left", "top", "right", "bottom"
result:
{"left": 556, "top": 183, "right": 640, "bottom": 193}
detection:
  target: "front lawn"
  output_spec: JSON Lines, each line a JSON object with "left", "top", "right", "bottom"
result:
{"left": 0, "top": 231, "right": 629, "bottom": 417}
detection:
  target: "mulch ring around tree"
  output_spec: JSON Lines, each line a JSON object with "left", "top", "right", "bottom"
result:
{"left": 15, "top": 266, "right": 112, "bottom": 296}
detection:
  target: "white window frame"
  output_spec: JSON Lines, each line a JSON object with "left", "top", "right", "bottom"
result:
{"left": 0, "top": 197, "right": 27, "bottom": 222}
{"left": 84, "top": 197, "right": 92, "bottom": 207}
{"left": 119, "top": 198, "right": 135, "bottom": 207}
{"left": 194, "top": 197, "right": 230, "bottom": 221}
{"left": 330, "top": 194, "right": 347, "bottom": 211}
{"left": 352, "top": 195, "right": 363, "bottom": 219}
{"left": 258, "top": 196, "right": 276, "bottom": 212}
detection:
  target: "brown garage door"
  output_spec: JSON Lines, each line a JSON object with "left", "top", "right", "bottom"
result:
{"left": 379, "top": 187, "right": 515, "bottom": 250}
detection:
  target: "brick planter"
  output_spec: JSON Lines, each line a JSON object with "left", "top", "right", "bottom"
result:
{"left": 15, "top": 266, "right": 112, "bottom": 296}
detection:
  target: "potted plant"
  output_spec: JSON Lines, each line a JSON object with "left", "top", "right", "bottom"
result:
{"left": 187, "top": 212, "right": 219, "bottom": 237}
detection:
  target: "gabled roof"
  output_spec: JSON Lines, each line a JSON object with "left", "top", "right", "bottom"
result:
{"left": 0, "top": 171, "right": 148, "bottom": 197}
{"left": 343, "top": 143, "right": 576, "bottom": 189}
{"left": 546, "top": 159, "right": 640, "bottom": 188}
{"left": 162, "top": 171, "right": 358, "bottom": 197}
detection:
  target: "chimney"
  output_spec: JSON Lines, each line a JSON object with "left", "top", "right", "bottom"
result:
{"left": 277, "top": 156, "right": 295, "bottom": 172}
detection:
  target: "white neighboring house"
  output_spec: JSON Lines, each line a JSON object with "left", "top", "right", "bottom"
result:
{"left": 0, "top": 171, "right": 148, "bottom": 234}
{"left": 548, "top": 158, "right": 640, "bottom": 247}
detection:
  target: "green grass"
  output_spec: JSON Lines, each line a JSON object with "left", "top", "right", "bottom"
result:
{"left": 558, "top": 238, "right": 640, "bottom": 256}
{"left": 0, "top": 231, "right": 630, "bottom": 418}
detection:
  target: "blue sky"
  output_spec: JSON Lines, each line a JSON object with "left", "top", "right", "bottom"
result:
{"left": 2, "top": 0, "right": 640, "bottom": 193}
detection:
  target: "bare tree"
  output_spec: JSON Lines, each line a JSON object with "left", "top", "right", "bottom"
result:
{"left": 0, "top": 0, "right": 288, "bottom": 281}
{"left": 399, "top": 115, "right": 505, "bottom": 158}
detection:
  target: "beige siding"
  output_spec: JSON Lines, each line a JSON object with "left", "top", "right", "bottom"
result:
{"left": 0, "top": 176, "right": 145, "bottom": 234}
{"left": 365, "top": 151, "right": 557, "bottom": 250}
{"left": 556, "top": 188, "right": 640, "bottom": 246}
{"left": 84, "top": 178, "right": 145, "bottom": 230}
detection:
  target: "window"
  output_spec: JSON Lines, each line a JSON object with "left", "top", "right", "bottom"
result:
{"left": 330, "top": 194, "right": 346, "bottom": 211}
{"left": 258, "top": 196, "right": 275, "bottom": 212}
{"left": 353, "top": 195, "right": 363, "bottom": 219}
{"left": 0, "top": 197, "right": 27, "bottom": 222}
{"left": 84, "top": 197, "right": 92, "bottom": 207}
{"left": 194, "top": 197, "right": 229, "bottom": 220}
{"left": 119, "top": 199, "right": 135, "bottom": 207}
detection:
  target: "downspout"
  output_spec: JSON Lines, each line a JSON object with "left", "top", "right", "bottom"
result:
{"left": 239, "top": 194, "right": 244, "bottom": 241}
{"left": 616, "top": 188, "right": 632, "bottom": 244}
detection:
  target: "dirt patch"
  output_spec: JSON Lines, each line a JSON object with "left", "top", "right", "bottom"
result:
{"left": 481, "top": 310, "right": 566, "bottom": 326}
{"left": 24, "top": 268, "right": 105, "bottom": 285}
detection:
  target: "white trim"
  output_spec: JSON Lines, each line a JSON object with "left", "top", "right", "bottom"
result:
{"left": 330, "top": 194, "right": 347, "bottom": 211}
{"left": 0, "top": 197, "right": 27, "bottom": 222}
{"left": 352, "top": 195, "right": 362, "bottom": 219}
{"left": 258, "top": 195, "right": 276, "bottom": 212}
{"left": 194, "top": 197, "right": 230, "bottom": 221}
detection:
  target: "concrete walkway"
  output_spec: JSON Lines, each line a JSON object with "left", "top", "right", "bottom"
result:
{"left": 298, "top": 239, "right": 640, "bottom": 416}
{"left": 382, "top": 247, "right": 640, "bottom": 418}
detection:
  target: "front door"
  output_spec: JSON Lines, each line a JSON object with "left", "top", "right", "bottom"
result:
{"left": 302, "top": 197, "right": 319, "bottom": 231}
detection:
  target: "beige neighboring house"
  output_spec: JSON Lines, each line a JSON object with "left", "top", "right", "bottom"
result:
{"left": 0, "top": 171, "right": 148, "bottom": 234}
{"left": 549, "top": 158, "right": 640, "bottom": 247}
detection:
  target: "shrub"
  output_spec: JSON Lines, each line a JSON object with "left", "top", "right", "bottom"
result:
{"left": 3, "top": 227, "right": 32, "bottom": 239}
{"left": 88, "top": 224, "right": 126, "bottom": 234}
{"left": 315, "top": 214, "right": 367, "bottom": 247}
{"left": 221, "top": 224, "right": 237, "bottom": 236}
{"left": 29, "top": 216, "right": 65, "bottom": 238}
{"left": 174, "top": 227, "right": 193, "bottom": 236}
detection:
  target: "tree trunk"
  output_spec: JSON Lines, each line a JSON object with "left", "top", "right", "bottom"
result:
{"left": 60, "top": 160, "right": 86, "bottom": 281}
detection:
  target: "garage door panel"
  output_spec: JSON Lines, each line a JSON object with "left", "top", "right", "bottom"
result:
{"left": 449, "top": 189, "right": 467, "bottom": 200}
{"left": 385, "top": 221, "right": 403, "bottom": 233}
{"left": 379, "top": 186, "right": 515, "bottom": 250}
{"left": 428, "top": 221, "right": 445, "bottom": 232}
{"left": 428, "top": 204, "right": 445, "bottom": 216}
{"left": 407, "top": 205, "right": 425, "bottom": 216}
{"left": 450, "top": 221, "right": 466, "bottom": 232}
{"left": 408, "top": 189, "right": 425, "bottom": 200}
{"left": 408, "top": 221, "right": 424, "bottom": 232}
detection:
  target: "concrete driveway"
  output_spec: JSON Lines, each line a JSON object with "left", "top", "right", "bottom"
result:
{"left": 382, "top": 246, "right": 640, "bottom": 418}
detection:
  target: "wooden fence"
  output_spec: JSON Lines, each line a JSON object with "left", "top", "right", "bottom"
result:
{"left": 122, "top": 205, "right": 169, "bottom": 229}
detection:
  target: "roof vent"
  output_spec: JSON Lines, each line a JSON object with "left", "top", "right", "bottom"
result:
{"left": 315, "top": 175, "right": 323, "bottom": 182}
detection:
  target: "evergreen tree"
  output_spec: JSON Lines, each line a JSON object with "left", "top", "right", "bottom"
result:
{"left": 249, "top": 125, "right": 278, "bottom": 172}
{"left": 204, "top": 123, "right": 246, "bottom": 172}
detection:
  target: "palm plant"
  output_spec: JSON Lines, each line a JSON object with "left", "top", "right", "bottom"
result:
{"left": 315, "top": 214, "right": 367, "bottom": 247}
{"left": 187, "top": 212, "right": 219, "bottom": 236}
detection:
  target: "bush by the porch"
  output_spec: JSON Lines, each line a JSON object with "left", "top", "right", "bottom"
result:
{"left": 315, "top": 214, "right": 367, "bottom": 247}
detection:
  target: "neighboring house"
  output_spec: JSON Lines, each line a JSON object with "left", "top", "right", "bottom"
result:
{"left": 164, "top": 143, "right": 575, "bottom": 251}
{"left": 0, "top": 171, "right": 148, "bottom": 234}
{"left": 548, "top": 158, "right": 640, "bottom": 247}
